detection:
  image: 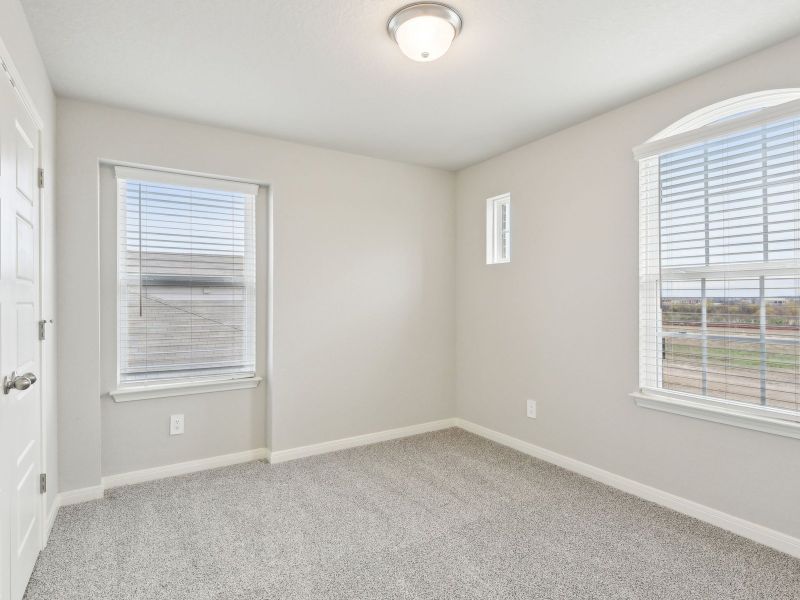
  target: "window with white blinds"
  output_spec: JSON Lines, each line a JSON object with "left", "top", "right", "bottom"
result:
{"left": 116, "top": 167, "right": 257, "bottom": 385}
{"left": 638, "top": 100, "right": 800, "bottom": 424}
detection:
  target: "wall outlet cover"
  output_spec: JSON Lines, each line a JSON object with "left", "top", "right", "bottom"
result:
{"left": 526, "top": 399, "right": 537, "bottom": 419}
{"left": 170, "top": 414, "right": 185, "bottom": 435}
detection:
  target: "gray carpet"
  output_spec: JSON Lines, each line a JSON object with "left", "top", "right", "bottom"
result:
{"left": 25, "top": 428, "right": 800, "bottom": 599}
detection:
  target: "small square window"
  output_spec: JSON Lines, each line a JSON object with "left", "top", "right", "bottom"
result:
{"left": 486, "top": 193, "right": 511, "bottom": 264}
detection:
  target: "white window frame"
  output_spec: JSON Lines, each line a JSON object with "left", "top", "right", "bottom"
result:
{"left": 633, "top": 90, "right": 800, "bottom": 440}
{"left": 109, "top": 166, "right": 262, "bottom": 402}
{"left": 486, "top": 193, "right": 511, "bottom": 264}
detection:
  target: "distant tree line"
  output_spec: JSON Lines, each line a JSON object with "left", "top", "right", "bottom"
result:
{"left": 662, "top": 299, "right": 800, "bottom": 327}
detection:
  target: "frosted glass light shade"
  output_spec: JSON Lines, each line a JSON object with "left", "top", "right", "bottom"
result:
{"left": 388, "top": 3, "right": 462, "bottom": 63}
{"left": 395, "top": 15, "right": 455, "bottom": 62}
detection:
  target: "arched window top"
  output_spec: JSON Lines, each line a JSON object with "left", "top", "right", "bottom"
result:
{"left": 634, "top": 89, "right": 800, "bottom": 160}
{"left": 649, "top": 88, "right": 800, "bottom": 142}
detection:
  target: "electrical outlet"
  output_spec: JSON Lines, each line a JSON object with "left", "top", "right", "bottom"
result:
{"left": 526, "top": 399, "right": 537, "bottom": 419}
{"left": 170, "top": 414, "right": 185, "bottom": 435}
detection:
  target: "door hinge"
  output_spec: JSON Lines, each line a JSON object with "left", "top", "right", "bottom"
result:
{"left": 39, "top": 319, "right": 52, "bottom": 341}
{"left": 38, "top": 168, "right": 44, "bottom": 189}
{"left": 40, "top": 473, "right": 46, "bottom": 494}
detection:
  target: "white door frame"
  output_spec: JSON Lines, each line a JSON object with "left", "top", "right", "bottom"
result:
{"left": 0, "top": 28, "right": 49, "bottom": 561}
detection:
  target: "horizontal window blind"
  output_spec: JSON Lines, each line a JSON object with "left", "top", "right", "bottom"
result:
{"left": 116, "top": 168, "right": 257, "bottom": 384}
{"left": 486, "top": 193, "right": 511, "bottom": 264}
{"left": 640, "top": 114, "right": 800, "bottom": 415}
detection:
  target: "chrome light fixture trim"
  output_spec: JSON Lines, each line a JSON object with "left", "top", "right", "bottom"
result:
{"left": 387, "top": 2, "right": 463, "bottom": 40}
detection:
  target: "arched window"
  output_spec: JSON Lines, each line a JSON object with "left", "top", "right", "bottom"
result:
{"left": 649, "top": 89, "right": 800, "bottom": 141}
{"left": 633, "top": 90, "right": 800, "bottom": 439}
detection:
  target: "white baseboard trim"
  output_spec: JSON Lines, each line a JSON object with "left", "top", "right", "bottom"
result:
{"left": 44, "top": 495, "right": 61, "bottom": 546}
{"left": 55, "top": 418, "right": 457, "bottom": 505}
{"left": 455, "top": 418, "right": 800, "bottom": 559}
{"left": 58, "top": 484, "right": 105, "bottom": 507}
{"left": 56, "top": 448, "right": 270, "bottom": 507}
{"left": 44, "top": 419, "right": 800, "bottom": 558}
{"left": 56, "top": 420, "right": 456, "bottom": 506}
{"left": 102, "top": 447, "right": 270, "bottom": 489}
{"left": 269, "top": 418, "right": 458, "bottom": 464}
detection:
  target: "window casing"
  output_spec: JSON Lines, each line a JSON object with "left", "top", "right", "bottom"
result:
{"left": 636, "top": 94, "right": 800, "bottom": 434}
{"left": 486, "top": 193, "right": 511, "bottom": 264}
{"left": 116, "top": 167, "right": 257, "bottom": 386}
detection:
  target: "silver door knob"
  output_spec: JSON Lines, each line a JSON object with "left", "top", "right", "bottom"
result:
{"left": 3, "top": 371, "right": 37, "bottom": 394}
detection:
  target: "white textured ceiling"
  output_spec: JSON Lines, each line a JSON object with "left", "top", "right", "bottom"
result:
{"left": 20, "top": 0, "right": 800, "bottom": 170}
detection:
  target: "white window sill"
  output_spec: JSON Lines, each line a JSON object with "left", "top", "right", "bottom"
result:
{"left": 110, "top": 376, "right": 262, "bottom": 402}
{"left": 631, "top": 390, "right": 800, "bottom": 440}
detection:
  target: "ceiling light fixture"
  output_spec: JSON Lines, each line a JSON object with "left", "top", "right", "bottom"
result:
{"left": 387, "top": 3, "right": 463, "bottom": 63}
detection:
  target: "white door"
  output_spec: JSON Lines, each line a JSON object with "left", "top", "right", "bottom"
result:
{"left": 0, "top": 61, "right": 43, "bottom": 600}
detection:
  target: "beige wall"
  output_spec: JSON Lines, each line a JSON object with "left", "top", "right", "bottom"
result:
{"left": 57, "top": 99, "right": 456, "bottom": 486}
{"left": 0, "top": 0, "right": 59, "bottom": 518}
{"left": 456, "top": 35, "right": 800, "bottom": 537}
